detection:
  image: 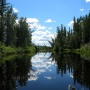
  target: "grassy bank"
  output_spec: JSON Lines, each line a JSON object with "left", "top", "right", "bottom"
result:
{"left": 65, "top": 43, "right": 90, "bottom": 61}
{"left": 79, "top": 43, "right": 90, "bottom": 60}
{"left": 60, "top": 43, "right": 90, "bottom": 61}
{"left": 0, "top": 43, "right": 36, "bottom": 56}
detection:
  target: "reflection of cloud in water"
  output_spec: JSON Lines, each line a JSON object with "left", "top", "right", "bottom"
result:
{"left": 28, "top": 53, "right": 55, "bottom": 81}
{"left": 69, "top": 72, "right": 74, "bottom": 78}
{"left": 48, "top": 69, "right": 52, "bottom": 72}
{"left": 28, "top": 76, "right": 38, "bottom": 81}
{"left": 44, "top": 76, "right": 56, "bottom": 80}
{"left": 28, "top": 70, "right": 38, "bottom": 81}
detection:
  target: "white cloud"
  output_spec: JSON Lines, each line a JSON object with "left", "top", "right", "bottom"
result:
{"left": 44, "top": 19, "right": 56, "bottom": 23}
{"left": 29, "top": 23, "right": 46, "bottom": 30}
{"left": 86, "top": 0, "right": 90, "bottom": 2}
{"left": 44, "top": 76, "right": 56, "bottom": 80}
{"left": 68, "top": 21, "right": 74, "bottom": 27}
{"left": 26, "top": 18, "right": 55, "bottom": 46}
{"left": 13, "top": 7, "right": 18, "bottom": 13}
{"left": 15, "top": 20, "right": 19, "bottom": 24}
{"left": 80, "top": 9, "right": 84, "bottom": 11}
{"left": 27, "top": 18, "right": 46, "bottom": 30}
{"left": 27, "top": 18, "right": 39, "bottom": 23}
{"left": 32, "top": 30, "right": 54, "bottom": 46}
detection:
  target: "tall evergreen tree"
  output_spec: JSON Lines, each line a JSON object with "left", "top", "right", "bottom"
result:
{"left": 0, "top": 0, "right": 7, "bottom": 43}
{"left": 16, "top": 17, "right": 31, "bottom": 47}
{"left": 5, "top": 6, "right": 17, "bottom": 46}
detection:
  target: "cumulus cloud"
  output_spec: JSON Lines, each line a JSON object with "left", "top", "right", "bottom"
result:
{"left": 27, "top": 18, "right": 46, "bottom": 30}
{"left": 27, "top": 18, "right": 39, "bottom": 23}
{"left": 29, "top": 23, "right": 46, "bottom": 30}
{"left": 32, "top": 30, "right": 54, "bottom": 46}
{"left": 26, "top": 18, "right": 55, "bottom": 46}
{"left": 68, "top": 21, "right": 74, "bottom": 27}
{"left": 80, "top": 9, "right": 84, "bottom": 11}
{"left": 44, "top": 19, "right": 56, "bottom": 23}
{"left": 86, "top": 0, "right": 90, "bottom": 2}
{"left": 13, "top": 7, "right": 18, "bottom": 13}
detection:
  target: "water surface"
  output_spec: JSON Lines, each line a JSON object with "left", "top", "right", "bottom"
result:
{"left": 0, "top": 52, "right": 90, "bottom": 90}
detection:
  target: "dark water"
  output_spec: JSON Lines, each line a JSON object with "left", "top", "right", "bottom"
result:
{"left": 0, "top": 52, "right": 90, "bottom": 90}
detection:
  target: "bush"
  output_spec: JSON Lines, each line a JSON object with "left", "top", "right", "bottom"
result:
{"left": 80, "top": 43, "right": 90, "bottom": 60}
{"left": 2, "top": 46, "right": 16, "bottom": 54}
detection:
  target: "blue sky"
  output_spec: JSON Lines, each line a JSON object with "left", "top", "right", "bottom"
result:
{"left": 7, "top": 0, "right": 90, "bottom": 46}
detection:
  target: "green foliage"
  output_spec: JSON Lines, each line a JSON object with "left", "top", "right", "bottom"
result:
{"left": 16, "top": 17, "right": 31, "bottom": 47}
{"left": 0, "top": 1, "right": 32, "bottom": 48}
{"left": 24, "top": 46, "right": 36, "bottom": 53}
{"left": 0, "top": 42, "right": 36, "bottom": 55}
{"left": 0, "top": 0, "right": 34, "bottom": 56}
{"left": 0, "top": 55, "right": 17, "bottom": 63}
{"left": 48, "top": 37, "right": 56, "bottom": 48}
{"left": 37, "top": 45, "right": 52, "bottom": 52}
{"left": 49, "top": 12, "right": 90, "bottom": 53}
{"left": 80, "top": 43, "right": 90, "bottom": 60}
{"left": 2, "top": 46, "right": 16, "bottom": 54}
{"left": 53, "top": 45, "right": 59, "bottom": 52}
{"left": 5, "top": 6, "right": 17, "bottom": 46}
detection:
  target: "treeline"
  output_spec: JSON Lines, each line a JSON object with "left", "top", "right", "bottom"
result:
{"left": 49, "top": 12, "right": 90, "bottom": 52}
{"left": 0, "top": 1, "right": 32, "bottom": 47}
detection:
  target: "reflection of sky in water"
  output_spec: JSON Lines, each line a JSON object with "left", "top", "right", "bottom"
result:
{"left": 17, "top": 52, "right": 89, "bottom": 90}
{"left": 28, "top": 52, "right": 55, "bottom": 81}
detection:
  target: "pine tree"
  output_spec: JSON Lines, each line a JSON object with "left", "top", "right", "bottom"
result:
{"left": 16, "top": 17, "right": 31, "bottom": 47}
{"left": 0, "top": 0, "right": 7, "bottom": 43}
{"left": 5, "top": 6, "right": 17, "bottom": 46}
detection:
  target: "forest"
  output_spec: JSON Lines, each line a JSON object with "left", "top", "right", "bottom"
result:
{"left": 49, "top": 12, "right": 90, "bottom": 57}
{"left": 0, "top": 1, "right": 37, "bottom": 55}
{"left": 0, "top": 0, "right": 90, "bottom": 57}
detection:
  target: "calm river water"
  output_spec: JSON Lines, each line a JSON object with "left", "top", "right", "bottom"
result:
{"left": 0, "top": 52, "right": 90, "bottom": 90}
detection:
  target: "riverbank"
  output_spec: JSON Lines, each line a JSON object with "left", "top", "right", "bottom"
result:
{"left": 0, "top": 43, "right": 36, "bottom": 56}
{"left": 79, "top": 43, "right": 90, "bottom": 61}
{"left": 65, "top": 43, "right": 90, "bottom": 61}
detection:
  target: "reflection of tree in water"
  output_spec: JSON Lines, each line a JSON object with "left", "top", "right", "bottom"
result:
{"left": 0, "top": 55, "right": 32, "bottom": 90}
{"left": 74, "top": 60, "right": 90, "bottom": 89}
{"left": 52, "top": 52, "right": 90, "bottom": 89}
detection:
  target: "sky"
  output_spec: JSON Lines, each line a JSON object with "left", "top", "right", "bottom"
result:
{"left": 7, "top": 0, "right": 90, "bottom": 46}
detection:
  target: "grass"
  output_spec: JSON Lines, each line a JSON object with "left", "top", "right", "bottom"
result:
{"left": 0, "top": 54, "right": 17, "bottom": 64}
{"left": 0, "top": 44, "right": 36, "bottom": 63}
{"left": 79, "top": 43, "right": 90, "bottom": 60}
{"left": 0, "top": 42, "right": 36, "bottom": 56}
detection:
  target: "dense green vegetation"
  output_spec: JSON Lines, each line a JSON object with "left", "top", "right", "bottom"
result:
{"left": 0, "top": 0, "right": 90, "bottom": 57}
{"left": 80, "top": 43, "right": 90, "bottom": 60}
{"left": 0, "top": 1, "right": 36, "bottom": 55}
{"left": 49, "top": 12, "right": 90, "bottom": 55}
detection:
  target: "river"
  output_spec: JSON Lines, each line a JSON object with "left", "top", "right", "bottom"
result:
{"left": 0, "top": 52, "right": 90, "bottom": 90}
